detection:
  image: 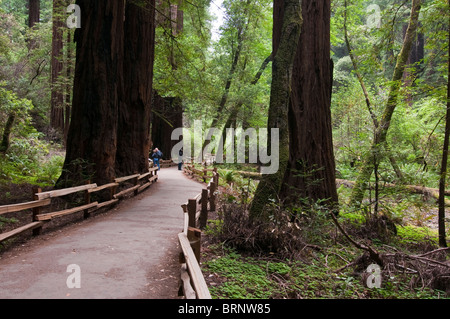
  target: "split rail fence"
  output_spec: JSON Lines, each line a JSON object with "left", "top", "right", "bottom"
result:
{"left": 159, "top": 159, "right": 178, "bottom": 168}
{"left": 183, "top": 162, "right": 218, "bottom": 183}
{"left": 178, "top": 166, "right": 218, "bottom": 299}
{"left": 0, "top": 167, "right": 159, "bottom": 244}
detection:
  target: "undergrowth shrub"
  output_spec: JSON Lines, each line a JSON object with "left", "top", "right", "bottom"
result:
{"left": 212, "top": 193, "right": 337, "bottom": 259}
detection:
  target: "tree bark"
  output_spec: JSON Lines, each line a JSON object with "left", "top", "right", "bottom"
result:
{"left": 249, "top": 0, "right": 302, "bottom": 219}
{"left": 279, "top": 0, "right": 338, "bottom": 209}
{"left": 57, "top": 0, "right": 125, "bottom": 187}
{"left": 115, "top": 0, "right": 156, "bottom": 177}
{"left": 50, "top": 0, "right": 65, "bottom": 134}
{"left": 28, "top": 0, "right": 40, "bottom": 28}
{"left": 27, "top": 0, "right": 40, "bottom": 50}
{"left": 437, "top": 0, "right": 450, "bottom": 248}
{"left": 64, "top": 30, "right": 74, "bottom": 144}
{"left": 350, "top": 0, "right": 422, "bottom": 207}
{"left": 0, "top": 113, "right": 15, "bottom": 154}
{"left": 150, "top": 94, "right": 183, "bottom": 161}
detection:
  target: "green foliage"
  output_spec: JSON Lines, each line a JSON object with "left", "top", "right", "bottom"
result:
{"left": 0, "top": 133, "right": 64, "bottom": 187}
{"left": 156, "top": 0, "right": 272, "bottom": 131}
{"left": 204, "top": 247, "right": 296, "bottom": 299}
{"left": 203, "top": 244, "right": 445, "bottom": 299}
{"left": 396, "top": 225, "right": 439, "bottom": 246}
{"left": 0, "top": 216, "right": 17, "bottom": 230}
{"left": 0, "top": 83, "right": 34, "bottom": 127}
{"left": 0, "top": 0, "right": 62, "bottom": 190}
{"left": 0, "top": 6, "right": 52, "bottom": 132}
{"left": 0, "top": 81, "right": 64, "bottom": 187}
{"left": 153, "top": 1, "right": 212, "bottom": 103}
{"left": 331, "top": 0, "right": 450, "bottom": 210}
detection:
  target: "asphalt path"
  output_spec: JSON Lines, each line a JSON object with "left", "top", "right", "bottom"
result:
{"left": 0, "top": 166, "right": 204, "bottom": 299}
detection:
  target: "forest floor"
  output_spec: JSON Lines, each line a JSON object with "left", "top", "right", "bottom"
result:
{"left": 199, "top": 208, "right": 450, "bottom": 299}
{"left": 192, "top": 166, "right": 450, "bottom": 300}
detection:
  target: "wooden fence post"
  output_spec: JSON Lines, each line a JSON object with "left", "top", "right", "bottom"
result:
{"left": 213, "top": 167, "right": 219, "bottom": 185}
{"left": 133, "top": 174, "right": 139, "bottom": 196}
{"left": 209, "top": 182, "right": 216, "bottom": 212}
{"left": 188, "top": 198, "right": 197, "bottom": 228}
{"left": 32, "top": 187, "right": 42, "bottom": 236}
{"left": 188, "top": 227, "right": 202, "bottom": 262}
{"left": 84, "top": 180, "right": 91, "bottom": 219}
{"left": 199, "top": 189, "right": 208, "bottom": 229}
{"left": 110, "top": 178, "right": 117, "bottom": 201}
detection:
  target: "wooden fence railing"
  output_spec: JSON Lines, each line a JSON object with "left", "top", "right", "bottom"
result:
{"left": 178, "top": 168, "right": 219, "bottom": 299}
{"left": 184, "top": 162, "right": 218, "bottom": 184}
{"left": 160, "top": 159, "right": 178, "bottom": 168}
{"left": 0, "top": 167, "right": 159, "bottom": 244}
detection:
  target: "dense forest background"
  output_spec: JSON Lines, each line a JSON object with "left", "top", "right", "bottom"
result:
{"left": 0, "top": 0, "right": 449, "bottom": 298}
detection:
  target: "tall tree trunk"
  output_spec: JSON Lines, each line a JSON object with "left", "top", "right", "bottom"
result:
{"left": 249, "top": 0, "right": 302, "bottom": 219}
{"left": 50, "top": 0, "right": 65, "bottom": 134}
{"left": 168, "top": 2, "right": 184, "bottom": 68}
{"left": 350, "top": 0, "right": 422, "bottom": 207}
{"left": 279, "top": 0, "right": 338, "bottom": 209}
{"left": 27, "top": 0, "right": 40, "bottom": 50}
{"left": 28, "top": 0, "right": 40, "bottom": 28}
{"left": 57, "top": 0, "right": 125, "bottom": 187}
{"left": 437, "top": 0, "right": 450, "bottom": 248}
{"left": 150, "top": 94, "right": 183, "bottom": 160}
{"left": 0, "top": 113, "right": 15, "bottom": 154}
{"left": 115, "top": 0, "right": 156, "bottom": 177}
{"left": 64, "top": 30, "right": 74, "bottom": 144}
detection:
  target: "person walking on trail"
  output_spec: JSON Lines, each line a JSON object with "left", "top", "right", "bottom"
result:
{"left": 178, "top": 147, "right": 183, "bottom": 170}
{"left": 152, "top": 148, "right": 162, "bottom": 170}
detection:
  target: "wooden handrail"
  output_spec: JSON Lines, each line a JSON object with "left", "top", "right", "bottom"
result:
{"left": 36, "top": 202, "right": 99, "bottom": 221}
{"left": 178, "top": 171, "right": 218, "bottom": 299}
{"left": 183, "top": 164, "right": 217, "bottom": 183}
{"left": 0, "top": 166, "right": 159, "bottom": 244}
{"left": 0, "top": 222, "right": 43, "bottom": 243}
{"left": 114, "top": 174, "right": 140, "bottom": 183}
{"left": 36, "top": 184, "right": 98, "bottom": 200}
{"left": 0, "top": 199, "right": 51, "bottom": 215}
{"left": 88, "top": 182, "right": 119, "bottom": 193}
{"left": 178, "top": 232, "right": 212, "bottom": 299}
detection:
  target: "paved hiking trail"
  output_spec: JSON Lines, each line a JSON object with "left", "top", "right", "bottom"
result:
{"left": 0, "top": 167, "right": 204, "bottom": 299}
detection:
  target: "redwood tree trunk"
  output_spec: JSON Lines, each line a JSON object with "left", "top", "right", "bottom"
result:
{"left": 64, "top": 30, "right": 73, "bottom": 144}
{"left": 150, "top": 94, "right": 183, "bottom": 161}
{"left": 249, "top": 0, "right": 302, "bottom": 218}
{"left": 115, "top": 0, "right": 156, "bottom": 176}
{"left": 28, "top": 0, "right": 40, "bottom": 28}
{"left": 57, "top": 0, "right": 125, "bottom": 187}
{"left": 279, "top": 0, "right": 338, "bottom": 209}
{"left": 0, "top": 113, "right": 15, "bottom": 153}
{"left": 27, "top": 0, "right": 39, "bottom": 50}
{"left": 437, "top": 0, "right": 449, "bottom": 248}
{"left": 50, "top": 0, "right": 65, "bottom": 133}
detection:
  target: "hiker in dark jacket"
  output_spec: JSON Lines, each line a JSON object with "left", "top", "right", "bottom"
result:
{"left": 152, "top": 148, "right": 162, "bottom": 170}
{"left": 178, "top": 147, "right": 183, "bottom": 170}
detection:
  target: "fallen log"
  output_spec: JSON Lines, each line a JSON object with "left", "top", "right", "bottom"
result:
{"left": 336, "top": 179, "right": 450, "bottom": 206}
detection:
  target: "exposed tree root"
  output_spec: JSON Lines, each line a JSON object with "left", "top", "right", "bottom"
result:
{"left": 331, "top": 212, "right": 450, "bottom": 294}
